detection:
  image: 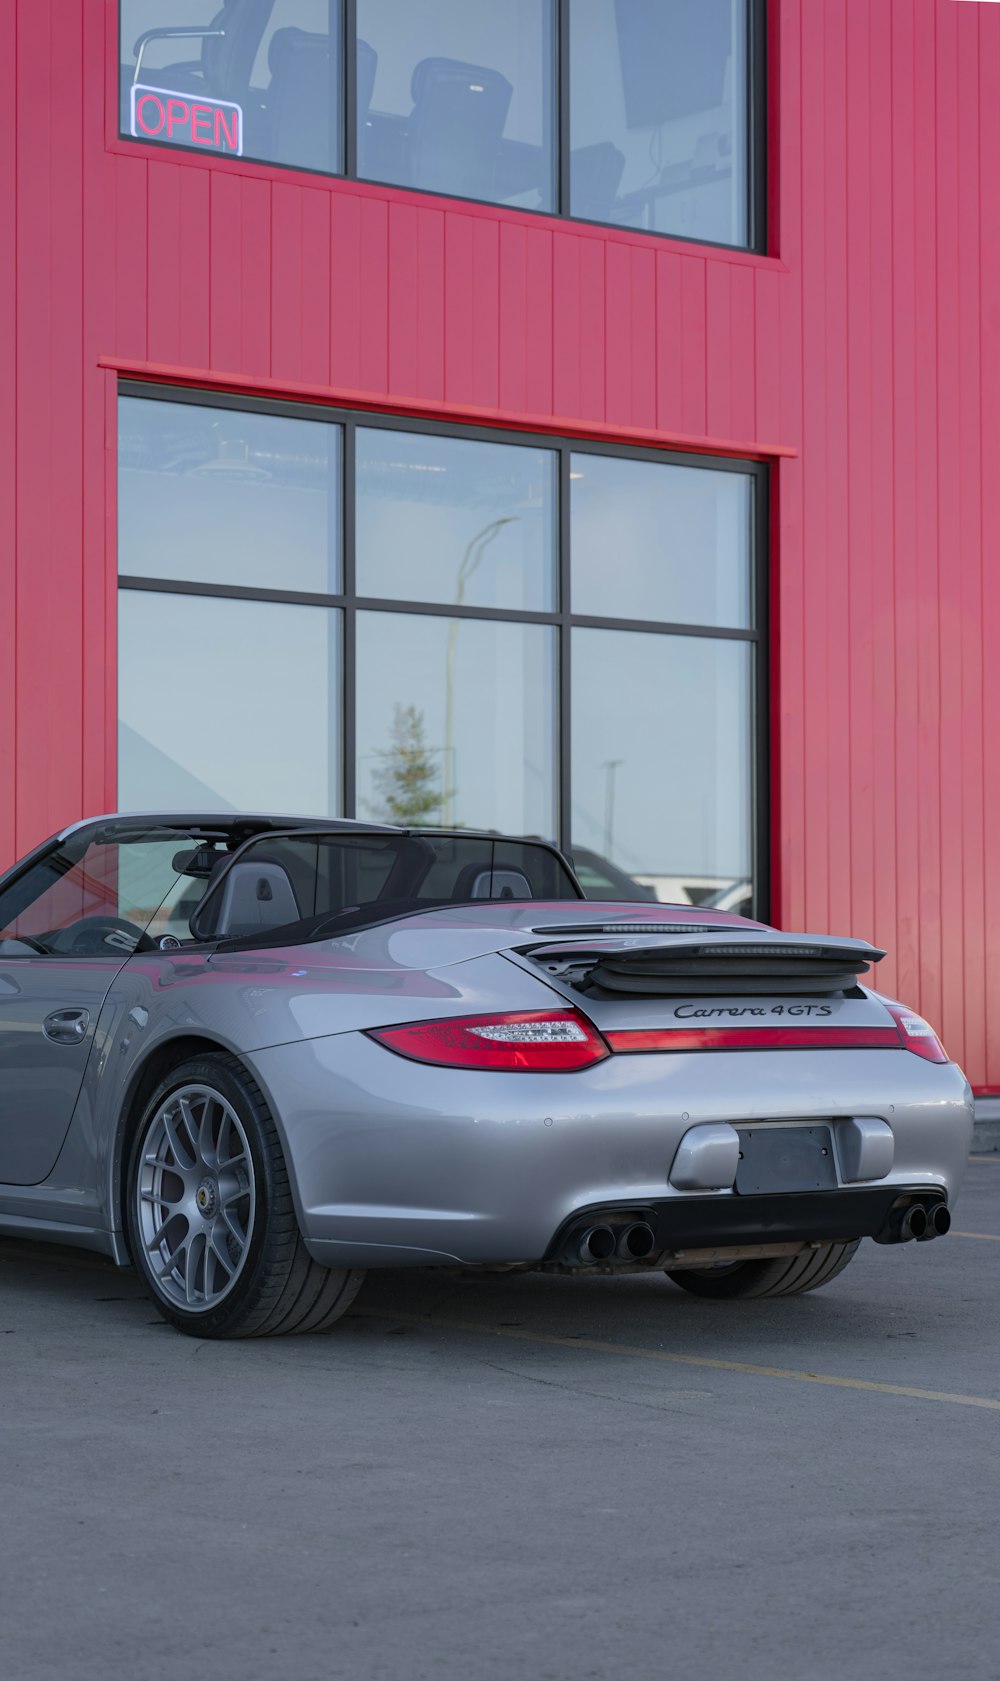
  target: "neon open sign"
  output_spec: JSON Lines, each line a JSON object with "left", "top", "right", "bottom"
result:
{"left": 130, "top": 84, "right": 243, "bottom": 156}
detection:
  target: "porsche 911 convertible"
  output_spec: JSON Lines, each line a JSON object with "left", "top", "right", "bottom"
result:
{"left": 0, "top": 813, "right": 973, "bottom": 1337}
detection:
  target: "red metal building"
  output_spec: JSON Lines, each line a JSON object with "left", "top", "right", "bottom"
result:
{"left": 2, "top": 0, "right": 998, "bottom": 1092}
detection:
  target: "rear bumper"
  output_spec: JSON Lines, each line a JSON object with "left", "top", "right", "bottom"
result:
{"left": 246, "top": 1032, "right": 975, "bottom": 1269}
{"left": 547, "top": 1184, "right": 946, "bottom": 1259}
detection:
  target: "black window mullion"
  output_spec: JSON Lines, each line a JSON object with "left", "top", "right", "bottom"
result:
{"left": 116, "top": 577, "right": 349, "bottom": 608}
{"left": 556, "top": 0, "right": 570, "bottom": 218}
{"left": 342, "top": 419, "right": 357, "bottom": 817}
{"left": 750, "top": 0, "right": 768, "bottom": 254}
{"left": 115, "top": 575, "right": 758, "bottom": 641}
{"left": 750, "top": 463, "right": 770, "bottom": 921}
{"left": 353, "top": 597, "right": 559, "bottom": 626}
{"left": 558, "top": 443, "right": 572, "bottom": 853}
{"left": 344, "top": 0, "right": 358, "bottom": 180}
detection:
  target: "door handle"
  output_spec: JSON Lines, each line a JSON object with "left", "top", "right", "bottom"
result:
{"left": 43, "top": 1007, "right": 91, "bottom": 1045}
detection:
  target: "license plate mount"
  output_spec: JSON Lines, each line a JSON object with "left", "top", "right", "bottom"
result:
{"left": 735, "top": 1125, "right": 837, "bottom": 1194}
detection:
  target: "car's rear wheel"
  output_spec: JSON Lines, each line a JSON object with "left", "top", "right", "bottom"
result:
{"left": 665, "top": 1240, "right": 860, "bottom": 1299}
{"left": 126, "top": 1053, "right": 365, "bottom": 1338}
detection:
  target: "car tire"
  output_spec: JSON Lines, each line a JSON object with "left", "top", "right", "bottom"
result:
{"left": 126, "top": 1052, "right": 365, "bottom": 1339}
{"left": 665, "top": 1240, "right": 860, "bottom": 1300}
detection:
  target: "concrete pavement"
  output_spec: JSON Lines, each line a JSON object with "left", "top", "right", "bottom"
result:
{"left": 1, "top": 1156, "right": 998, "bottom": 1681}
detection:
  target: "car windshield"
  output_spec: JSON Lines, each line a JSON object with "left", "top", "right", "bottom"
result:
{"left": 0, "top": 825, "right": 219, "bottom": 955}
{"left": 192, "top": 831, "right": 581, "bottom": 946}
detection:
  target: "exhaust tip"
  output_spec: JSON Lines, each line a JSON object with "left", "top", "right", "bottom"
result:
{"left": 930, "top": 1204, "right": 951, "bottom": 1237}
{"left": 900, "top": 1205, "right": 928, "bottom": 1242}
{"left": 579, "top": 1225, "right": 616, "bottom": 1263}
{"left": 617, "top": 1222, "right": 656, "bottom": 1260}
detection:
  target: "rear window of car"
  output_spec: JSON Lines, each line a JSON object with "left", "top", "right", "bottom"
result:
{"left": 191, "top": 831, "right": 580, "bottom": 945}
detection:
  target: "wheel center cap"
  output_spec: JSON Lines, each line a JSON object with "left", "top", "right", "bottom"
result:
{"left": 196, "top": 1179, "right": 218, "bottom": 1218}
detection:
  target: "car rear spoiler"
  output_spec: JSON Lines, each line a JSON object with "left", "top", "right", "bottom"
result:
{"left": 519, "top": 932, "right": 887, "bottom": 997}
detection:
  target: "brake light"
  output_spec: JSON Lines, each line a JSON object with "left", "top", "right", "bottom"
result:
{"left": 884, "top": 1004, "right": 949, "bottom": 1063}
{"left": 368, "top": 1009, "right": 610, "bottom": 1071}
{"left": 604, "top": 1025, "right": 903, "bottom": 1054}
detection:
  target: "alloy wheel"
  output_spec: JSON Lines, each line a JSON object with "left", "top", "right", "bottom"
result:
{"left": 136, "top": 1083, "right": 256, "bottom": 1311}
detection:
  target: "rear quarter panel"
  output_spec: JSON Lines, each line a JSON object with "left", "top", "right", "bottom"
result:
{"left": 77, "top": 946, "right": 562, "bottom": 1242}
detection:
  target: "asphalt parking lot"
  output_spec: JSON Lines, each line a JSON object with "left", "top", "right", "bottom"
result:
{"left": 1, "top": 1157, "right": 998, "bottom": 1681}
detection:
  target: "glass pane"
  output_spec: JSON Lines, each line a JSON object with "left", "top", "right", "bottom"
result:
{"left": 571, "top": 628, "right": 752, "bottom": 906}
{"left": 120, "top": 1, "right": 344, "bottom": 175}
{"left": 570, "top": 0, "right": 750, "bottom": 247}
{"left": 194, "top": 831, "right": 577, "bottom": 937}
{"left": 118, "top": 397, "right": 340, "bottom": 592}
{"left": 570, "top": 454, "right": 752, "bottom": 628}
{"left": 356, "top": 612, "right": 556, "bottom": 837}
{"left": 356, "top": 429, "right": 556, "bottom": 611}
{"left": 118, "top": 592, "right": 341, "bottom": 814}
{"left": 0, "top": 829, "right": 211, "bottom": 951}
{"left": 357, "top": 0, "right": 556, "bottom": 210}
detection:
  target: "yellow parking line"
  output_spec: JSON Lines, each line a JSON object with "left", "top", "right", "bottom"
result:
{"left": 952, "top": 1230, "right": 1000, "bottom": 1242}
{"left": 367, "top": 1313, "right": 1000, "bottom": 1412}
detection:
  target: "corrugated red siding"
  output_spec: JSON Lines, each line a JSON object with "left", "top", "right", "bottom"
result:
{"left": 2, "top": 0, "right": 998, "bottom": 1088}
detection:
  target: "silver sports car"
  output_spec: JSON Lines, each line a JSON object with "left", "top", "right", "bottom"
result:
{"left": 0, "top": 813, "right": 973, "bottom": 1338}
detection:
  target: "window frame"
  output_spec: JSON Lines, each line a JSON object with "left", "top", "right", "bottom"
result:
{"left": 117, "top": 380, "right": 770, "bottom": 917}
{"left": 116, "top": 0, "right": 768, "bottom": 255}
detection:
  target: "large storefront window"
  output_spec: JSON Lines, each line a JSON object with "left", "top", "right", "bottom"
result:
{"left": 119, "top": 1, "right": 764, "bottom": 250}
{"left": 118, "top": 389, "right": 765, "bottom": 911}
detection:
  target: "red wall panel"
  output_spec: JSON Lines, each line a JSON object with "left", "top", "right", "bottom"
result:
{"left": 2, "top": 0, "right": 997, "bottom": 1088}
{"left": 0, "top": 0, "right": 16, "bottom": 876}
{"left": 782, "top": 0, "right": 999, "bottom": 1090}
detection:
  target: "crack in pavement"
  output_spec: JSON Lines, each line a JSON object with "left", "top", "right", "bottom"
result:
{"left": 480, "top": 1356, "right": 716, "bottom": 1416}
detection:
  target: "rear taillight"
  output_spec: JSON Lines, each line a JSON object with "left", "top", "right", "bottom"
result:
{"left": 368, "top": 1010, "right": 610, "bottom": 1072}
{"left": 884, "top": 1004, "right": 949, "bottom": 1063}
{"left": 604, "top": 1025, "right": 903, "bottom": 1054}
{"left": 369, "top": 1007, "right": 949, "bottom": 1068}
